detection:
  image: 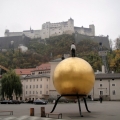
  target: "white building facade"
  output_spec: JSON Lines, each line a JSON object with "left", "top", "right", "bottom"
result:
{"left": 21, "top": 75, "right": 50, "bottom": 101}
{"left": 49, "top": 58, "right": 120, "bottom": 101}
{"left": 19, "top": 58, "right": 120, "bottom": 101}
{"left": 14, "top": 63, "right": 50, "bottom": 101}
{"left": 13, "top": 58, "right": 120, "bottom": 101}
{"left": 90, "top": 73, "right": 120, "bottom": 101}
{"left": 4, "top": 18, "right": 95, "bottom": 39}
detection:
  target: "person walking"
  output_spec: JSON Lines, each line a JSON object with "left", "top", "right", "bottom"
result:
{"left": 99, "top": 95, "right": 103, "bottom": 103}
{"left": 71, "top": 43, "right": 76, "bottom": 57}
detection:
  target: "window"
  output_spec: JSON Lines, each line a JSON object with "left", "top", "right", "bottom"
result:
{"left": 112, "top": 84, "right": 115, "bottom": 86}
{"left": 100, "top": 79, "right": 102, "bottom": 81}
{"left": 26, "top": 91, "right": 27, "bottom": 94}
{"left": 113, "top": 90, "right": 115, "bottom": 95}
{"left": 36, "top": 85, "right": 38, "bottom": 88}
{"left": 26, "top": 85, "right": 28, "bottom": 89}
{"left": 30, "top": 80, "right": 32, "bottom": 82}
{"left": 46, "top": 85, "right": 48, "bottom": 88}
{"left": 36, "top": 91, "right": 38, "bottom": 94}
{"left": 46, "top": 91, "right": 48, "bottom": 94}
{"left": 33, "top": 91, "right": 34, "bottom": 94}
{"left": 29, "top": 91, "right": 31, "bottom": 94}
{"left": 30, "top": 85, "right": 31, "bottom": 88}
{"left": 100, "top": 84, "right": 102, "bottom": 87}
{"left": 100, "top": 91, "right": 103, "bottom": 95}
{"left": 41, "top": 78, "right": 42, "bottom": 81}
{"left": 40, "top": 85, "right": 42, "bottom": 88}
{"left": 33, "top": 85, "right": 35, "bottom": 88}
{"left": 40, "top": 91, "right": 42, "bottom": 94}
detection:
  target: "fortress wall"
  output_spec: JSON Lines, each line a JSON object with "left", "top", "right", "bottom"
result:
{"left": 41, "top": 18, "right": 74, "bottom": 39}
{"left": 89, "top": 25, "right": 95, "bottom": 36}
{"left": 41, "top": 22, "right": 50, "bottom": 39}
{"left": 75, "top": 32, "right": 110, "bottom": 49}
{"left": 23, "top": 30, "right": 41, "bottom": 39}
{"left": 75, "top": 27, "right": 85, "bottom": 35}
{"left": 41, "top": 29, "right": 49, "bottom": 39}
{"left": 74, "top": 27, "right": 93, "bottom": 36}
{"left": 5, "top": 32, "right": 23, "bottom": 37}
{"left": 34, "top": 30, "right": 41, "bottom": 38}
{"left": 50, "top": 27, "right": 63, "bottom": 37}
{"left": 4, "top": 18, "right": 95, "bottom": 39}
{"left": 0, "top": 36, "right": 30, "bottom": 49}
{"left": 50, "top": 22, "right": 61, "bottom": 27}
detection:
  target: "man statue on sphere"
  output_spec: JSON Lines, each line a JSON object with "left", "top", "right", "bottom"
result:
{"left": 71, "top": 43, "right": 76, "bottom": 57}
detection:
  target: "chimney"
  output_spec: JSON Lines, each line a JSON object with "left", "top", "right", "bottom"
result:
{"left": 102, "top": 65, "right": 105, "bottom": 73}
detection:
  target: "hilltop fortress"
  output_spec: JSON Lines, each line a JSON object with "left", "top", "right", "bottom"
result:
{"left": 4, "top": 18, "right": 95, "bottom": 39}
{"left": 1, "top": 18, "right": 110, "bottom": 50}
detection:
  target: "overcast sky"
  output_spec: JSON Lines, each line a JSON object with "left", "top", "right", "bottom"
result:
{"left": 0, "top": 0, "right": 120, "bottom": 41}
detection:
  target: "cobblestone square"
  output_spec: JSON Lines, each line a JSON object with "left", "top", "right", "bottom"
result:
{"left": 0, "top": 101, "right": 120, "bottom": 120}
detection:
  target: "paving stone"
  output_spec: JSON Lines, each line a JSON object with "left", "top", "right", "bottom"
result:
{"left": 0, "top": 115, "right": 66, "bottom": 120}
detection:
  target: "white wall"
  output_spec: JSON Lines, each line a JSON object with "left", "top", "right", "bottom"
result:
{"left": 93, "top": 79, "right": 109, "bottom": 99}
{"left": 110, "top": 79, "right": 120, "bottom": 100}
{"left": 90, "top": 79, "right": 120, "bottom": 100}
{"left": 5, "top": 32, "right": 23, "bottom": 37}
{"left": 41, "top": 18, "right": 74, "bottom": 39}
{"left": 21, "top": 77, "right": 50, "bottom": 100}
{"left": 49, "top": 62, "right": 59, "bottom": 91}
{"left": 23, "top": 30, "right": 41, "bottom": 39}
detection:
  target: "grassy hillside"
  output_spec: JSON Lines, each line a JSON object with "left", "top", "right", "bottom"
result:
{"left": 1, "top": 34, "right": 116, "bottom": 72}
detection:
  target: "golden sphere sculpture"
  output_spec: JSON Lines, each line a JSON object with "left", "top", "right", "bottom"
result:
{"left": 53, "top": 57, "right": 95, "bottom": 99}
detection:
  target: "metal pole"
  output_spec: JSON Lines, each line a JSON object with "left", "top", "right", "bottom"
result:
{"left": 109, "top": 80, "right": 110, "bottom": 100}
{"left": 50, "top": 95, "right": 62, "bottom": 113}
{"left": 77, "top": 95, "right": 83, "bottom": 117}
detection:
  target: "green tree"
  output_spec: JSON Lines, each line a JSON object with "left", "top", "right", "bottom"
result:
{"left": 1, "top": 34, "right": 120, "bottom": 72}
{"left": 114, "top": 37, "right": 120, "bottom": 50}
{"left": 1, "top": 70, "right": 22, "bottom": 99}
{"left": 0, "top": 78, "right": 2, "bottom": 99}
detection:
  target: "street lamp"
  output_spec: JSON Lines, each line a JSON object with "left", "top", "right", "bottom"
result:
{"left": 11, "top": 41, "right": 14, "bottom": 53}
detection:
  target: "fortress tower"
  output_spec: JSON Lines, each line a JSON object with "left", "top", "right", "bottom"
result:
{"left": 40, "top": 18, "right": 75, "bottom": 39}
{"left": 41, "top": 22, "right": 50, "bottom": 39}
{"left": 89, "top": 24, "right": 95, "bottom": 36}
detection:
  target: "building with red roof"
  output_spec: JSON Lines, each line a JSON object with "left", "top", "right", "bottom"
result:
{"left": 14, "top": 63, "right": 51, "bottom": 100}
{"left": 15, "top": 68, "right": 35, "bottom": 77}
{"left": 15, "top": 63, "right": 50, "bottom": 77}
